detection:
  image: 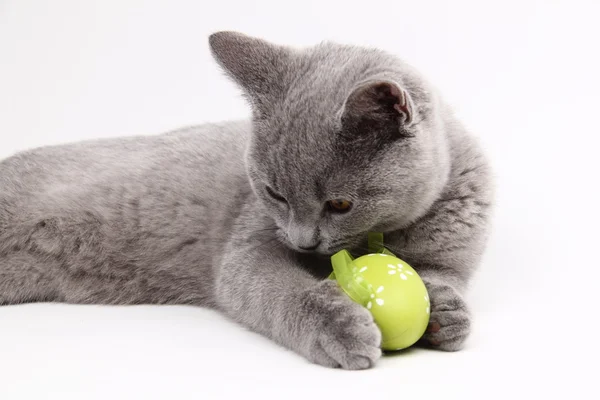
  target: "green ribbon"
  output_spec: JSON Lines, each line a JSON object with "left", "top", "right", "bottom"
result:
{"left": 329, "top": 232, "right": 396, "bottom": 306}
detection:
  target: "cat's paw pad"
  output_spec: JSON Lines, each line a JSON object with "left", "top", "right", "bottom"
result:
{"left": 420, "top": 284, "right": 471, "bottom": 351}
{"left": 301, "top": 280, "right": 382, "bottom": 369}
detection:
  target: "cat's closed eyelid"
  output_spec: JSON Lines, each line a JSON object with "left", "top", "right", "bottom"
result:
{"left": 265, "top": 185, "right": 287, "bottom": 203}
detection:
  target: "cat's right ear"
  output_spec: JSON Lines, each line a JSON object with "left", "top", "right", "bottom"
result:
{"left": 340, "top": 80, "right": 416, "bottom": 138}
{"left": 209, "top": 31, "right": 291, "bottom": 112}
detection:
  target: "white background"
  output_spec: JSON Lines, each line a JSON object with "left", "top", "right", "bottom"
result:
{"left": 1, "top": 0, "right": 599, "bottom": 398}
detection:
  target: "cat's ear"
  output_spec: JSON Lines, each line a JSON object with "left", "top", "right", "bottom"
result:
{"left": 209, "top": 31, "right": 290, "bottom": 111}
{"left": 341, "top": 80, "right": 415, "bottom": 137}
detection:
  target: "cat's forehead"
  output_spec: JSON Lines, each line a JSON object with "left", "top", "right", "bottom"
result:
{"left": 285, "top": 51, "right": 375, "bottom": 102}
{"left": 252, "top": 89, "right": 341, "bottom": 151}
{"left": 251, "top": 114, "right": 374, "bottom": 183}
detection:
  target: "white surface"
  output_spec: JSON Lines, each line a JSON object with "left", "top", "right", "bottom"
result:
{"left": 1, "top": 0, "right": 598, "bottom": 398}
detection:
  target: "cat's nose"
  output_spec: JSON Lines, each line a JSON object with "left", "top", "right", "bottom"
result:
{"left": 288, "top": 222, "right": 321, "bottom": 251}
{"left": 298, "top": 240, "right": 321, "bottom": 251}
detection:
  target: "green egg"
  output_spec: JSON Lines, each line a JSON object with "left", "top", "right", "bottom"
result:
{"left": 330, "top": 241, "right": 430, "bottom": 351}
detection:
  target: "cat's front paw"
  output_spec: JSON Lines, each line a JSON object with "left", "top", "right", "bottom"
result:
{"left": 300, "top": 280, "right": 382, "bottom": 370}
{"left": 420, "top": 283, "right": 471, "bottom": 351}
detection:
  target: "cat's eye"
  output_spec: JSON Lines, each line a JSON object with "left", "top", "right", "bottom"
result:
{"left": 265, "top": 186, "right": 287, "bottom": 203}
{"left": 327, "top": 199, "right": 353, "bottom": 213}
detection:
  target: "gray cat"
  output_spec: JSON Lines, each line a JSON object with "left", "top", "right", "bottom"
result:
{"left": 0, "top": 32, "right": 492, "bottom": 369}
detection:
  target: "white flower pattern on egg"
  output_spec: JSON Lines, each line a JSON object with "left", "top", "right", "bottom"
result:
{"left": 366, "top": 285, "right": 385, "bottom": 310}
{"left": 425, "top": 294, "right": 430, "bottom": 314}
{"left": 387, "top": 263, "right": 414, "bottom": 280}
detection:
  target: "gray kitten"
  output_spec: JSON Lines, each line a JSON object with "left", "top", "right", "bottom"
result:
{"left": 0, "top": 32, "right": 492, "bottom": 369}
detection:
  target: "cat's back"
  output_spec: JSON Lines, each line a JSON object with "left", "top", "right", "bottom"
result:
{"left": 1, "top": 120, "right": 251, "bottom": 196}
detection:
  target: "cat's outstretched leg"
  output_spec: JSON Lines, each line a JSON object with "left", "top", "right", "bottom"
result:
{"left": 216, "top": 220, "right": 382, "bottom": 370}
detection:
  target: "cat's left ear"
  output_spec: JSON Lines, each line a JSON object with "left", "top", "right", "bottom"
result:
{"left": 209, "top": 31, "right": 291, "bottom": 112}
{"left": 341, "top": 81, "right": 415, "bottom": 136}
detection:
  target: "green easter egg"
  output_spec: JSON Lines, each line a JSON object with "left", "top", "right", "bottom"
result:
{"left": 354, "top": 254, "right": 430, "bottom": 350}
{"left": 331, "top": 250, "right": 430, "bottom": 351}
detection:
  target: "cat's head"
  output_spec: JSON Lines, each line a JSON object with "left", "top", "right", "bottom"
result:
{"left": 209, "top": 32, "right": 450, "bottom": 255}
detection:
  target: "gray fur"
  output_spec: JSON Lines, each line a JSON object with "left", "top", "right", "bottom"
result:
{"left": 0, "top": 32, "right": 492, "bottom": 369}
